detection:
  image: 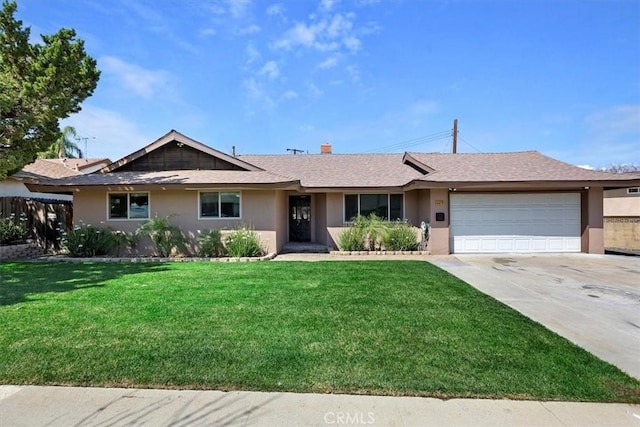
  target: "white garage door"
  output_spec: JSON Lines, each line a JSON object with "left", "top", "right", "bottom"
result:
{"left": 450, "top": 193, "right": 581, "bottom": 253}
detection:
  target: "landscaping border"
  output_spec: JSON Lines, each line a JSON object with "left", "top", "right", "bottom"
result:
{"left": 23, "top": 253, "right": 277, "bottom": 263}
{"left": 0, "top": 242, "right": 44, "bottom": 260}
{"left": 330, "top": 250, "right": 430, "bottom": 256}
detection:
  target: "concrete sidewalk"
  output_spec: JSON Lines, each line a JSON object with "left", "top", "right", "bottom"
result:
{"left": 1, "top": 385, "right": 639, "bottom": 427}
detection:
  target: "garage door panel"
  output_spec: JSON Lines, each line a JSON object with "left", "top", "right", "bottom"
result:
{"left": 450, "top": 193, "right": 581, "bottom": 253}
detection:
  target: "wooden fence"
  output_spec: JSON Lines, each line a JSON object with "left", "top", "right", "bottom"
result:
{"left": 0, "top": 197, "right": 73, "bottom": 251}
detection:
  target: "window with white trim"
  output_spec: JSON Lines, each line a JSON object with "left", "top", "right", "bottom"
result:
{"left": 628, "top": 187, "right": 639, "bottom": 194}
{"left": 108, "top": 192, "right": 149, "bottom": 220}
{"left": 344, "top": 194, "right": 403, "bottom": 222}
{"left": 199, "top": 191, "right": 241, "bottom": 218}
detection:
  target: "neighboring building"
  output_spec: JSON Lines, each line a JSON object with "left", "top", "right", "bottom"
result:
{"left": 604, "top": 181, "right": 640, "bottom": 251}
{"left": 26, "top": 130, "right": 640, "bottom": 255}
{"left": 1, "top": 158, "right": 111, "bottom": 201}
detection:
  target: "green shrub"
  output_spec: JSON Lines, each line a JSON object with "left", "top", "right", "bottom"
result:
{"left": 113, "top": 230, "right": 140, "bottom": 257}
{"left": 0, "top": 213, "right": 28, "bottom": 245}
{"left": 383, "top": 221, "right": 419, "bottom": 251}
{"left": 337, "top": 226, "right": 366, "bottom": 251}
{"left": 136, "top": 215, "right": 187, "bottom": 257}
{"left": 224, "top": 226, "right": 265, "bottom": 257}
{"left": 197, "top": 229, "right": 225, "bottom": 257}
{"left": 353, "top": 214, "right": 387, "bottom": 251}
{"left": 62, "top": 223, "right": 117, "bottom": 257}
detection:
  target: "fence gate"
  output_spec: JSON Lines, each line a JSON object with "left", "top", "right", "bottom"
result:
{"left": 0, "top": 197, "right": 73, "bottom": 251}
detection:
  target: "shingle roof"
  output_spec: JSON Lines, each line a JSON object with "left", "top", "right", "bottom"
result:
{"left": 406, "top": 151, "right": 635, "bottom": 183}
{"left": 239, "top": 153, "right": 424, "bottom": 187}
{"left": 33, "top": 170, "right": 299, "bottom": 186}
{"left": 101, "top": 130, "right": 261, "bottom": 173}
{"left": 15, "top": 159, "right": 82, "bottom": 179}
{"left": 60, "top": 158, "right": 110, "bottom": 172}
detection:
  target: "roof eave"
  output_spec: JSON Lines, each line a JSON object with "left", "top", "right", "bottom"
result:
{"left": 25, "top": 180, "right": 302, "bottom": 193}
{"left": 407, "top": 178, "right": 640, "bottom": 190}
{"left": 99, "top": 130, "right": 263, "bottom": 173}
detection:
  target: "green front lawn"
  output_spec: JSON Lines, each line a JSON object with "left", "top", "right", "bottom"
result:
{"left": 1, "top": 261, "right": 638, "bottom": 402}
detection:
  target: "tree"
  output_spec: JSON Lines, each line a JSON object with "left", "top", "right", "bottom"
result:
{"left": 606, "top": 164, "right": 640, "bottom": 174}
{"left": 39, "top": 125, "right": 83, "bottom": 159}
{"left": 0, "top": 1, "right": 99, "bottom": 178}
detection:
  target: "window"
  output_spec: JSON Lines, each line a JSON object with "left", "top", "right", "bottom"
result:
{"left": 108, "top": 192, "right": 149, "bottom": 220}
{"left": 343, "top": 194, "right": 404, "bottom": 222}
{"left": 199, "top": 191, "right": 241, "bottom": 218}
{"left": 628, "top": 187, "right": 640, "bottom": 194}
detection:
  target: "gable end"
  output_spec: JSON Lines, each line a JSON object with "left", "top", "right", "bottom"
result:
{"left": 113, "top": 141, "right": 246, "bottom": 172}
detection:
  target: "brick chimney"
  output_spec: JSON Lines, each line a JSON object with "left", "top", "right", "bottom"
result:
{"left": 320, "top": 143, "right": 332, "bottom": 154}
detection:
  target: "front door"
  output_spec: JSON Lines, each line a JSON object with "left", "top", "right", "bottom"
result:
{"left": 289, "top": 195, "right": 311, "bottom": 242}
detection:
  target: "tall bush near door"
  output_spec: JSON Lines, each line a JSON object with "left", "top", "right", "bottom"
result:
{"left": 62, "top": 223, "right": 117, "bottom": 257}
{"left": 337, "top": 226, "right": 366, "bottom": 251}
{"left": 383, "top": 221, "right": 419, "bottom": 251}
{"left": 136, "top": 215, "right": 187, "bottom": 257}
{"left": 197, "top": 229, "right": 225, "bottom": 257}
{"left": 225, "top": 226, "right": 265, "bottom": 257}
{"left": 354, "top": 214, "right": 387, "bottom": 251}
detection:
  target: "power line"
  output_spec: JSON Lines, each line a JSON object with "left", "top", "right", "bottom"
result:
{"left": 458, "top": 135, "right": 483, "bottom": 153}
{"left": 367, "top": 129, "right": 451, "bottom": 153}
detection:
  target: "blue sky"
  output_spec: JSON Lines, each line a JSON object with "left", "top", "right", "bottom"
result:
{"left": 16, "top": 0, "right": 640, "bottom": 168}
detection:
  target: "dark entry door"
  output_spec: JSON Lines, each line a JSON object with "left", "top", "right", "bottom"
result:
{"left": 289, "top": 195, "right": 311, "bottom": 242}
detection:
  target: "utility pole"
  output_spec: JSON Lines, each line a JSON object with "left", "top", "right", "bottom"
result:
{"left": 452, "top": 119, "right": 458, "bottom": 154}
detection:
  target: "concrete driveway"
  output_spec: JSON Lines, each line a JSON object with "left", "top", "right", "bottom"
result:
{"left": 428, "top": 253, "right": 640, "bottom": 380}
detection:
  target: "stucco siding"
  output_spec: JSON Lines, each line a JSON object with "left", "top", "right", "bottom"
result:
{"left": 314, "top": 193, "right": 328, "bottom": 245}
{"left": 604, "top": 188, "right": 640, "bottom": 217}
{"left": 73, "top": 189, "right": 279, "bottom": 254}
{"left": 0, "top": 179, "right": 73, "bottom": 201}
{"left": 274, "top": 190, "right": 287, "bottom": 252}
{"left": 404, "top": 190, "right": 418, "bottom": 225}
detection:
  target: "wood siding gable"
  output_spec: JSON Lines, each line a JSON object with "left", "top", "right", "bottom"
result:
{"left": 101, "top": 130, "right": 262, "bottom": 173}
{"left": 115, "top": 141, "right": 245, "bottom": 172}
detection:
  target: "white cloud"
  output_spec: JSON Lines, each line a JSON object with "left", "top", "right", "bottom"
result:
{"left": 320, "top": 0, "right": 339, "bottom": 12}
{"left": 205, "top": 0, "right": 252, "bottom": 18}
{"left": 327, "top": 13, "right": 353, "bottom": 38}
{"left": 343, "top": 36, "right": 361, "bottom": 53}
{"left": 273, "top": 21, "right": 319, "bottom": 50}
{"left": 409, "top": 100, "right": 439, "bottom": 116}
{"left": 267, "top": 3, "right": 286, "bottom": 20}
{"left": 238, "top": 24, "right": 261, "bottom": 35}
{"left": 100, "top": 56, "right": 173, "bottom": 99}
{"left": 61, "top": 106, "right": 152, "bottom": 161}
{"left": 307, "top": 82, "right": 323, "bottom": 98}
{"left": 317, "top": 56, "right": 339, "bottom": 69}
{"left": 346, "top": 65, "right": 360, "bottom": 83}
{"left": 199, "top": 28, "right": 217, "bottom": 37}
{"left": 281, "top": 90, "right": 298, "bottom": 100}
{"left": 578, "top": 104, "right": 640, "bottom": 166}
{"left": 245, "top": 42, "right": 261, "bottom": 65}
{"left": 272, "top": 11, "right": 370, "bottom": 55}
{"left": 258, "top": 61, "right": 281, "bottom": 80}
{"left": 586, "top": 105, "right": 640, "bottom": 134}
{"left": 577, "top": 164, "right": 596, "bottom": 170}
{"left": 243, "top": 77, "right": 275, "bottom": 109}
{"left": 228, "top": 0, "right": 252, "bottom": 18}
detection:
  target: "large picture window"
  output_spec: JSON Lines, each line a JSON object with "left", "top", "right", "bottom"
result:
{"left": 344, "top": 194, "right": 403, "bottom": 222}
{"left": 199, "top": 191, "right": 241, "bottom": 219}
{"left": 108, "top": 192, "right": 149, "bottom": 220}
